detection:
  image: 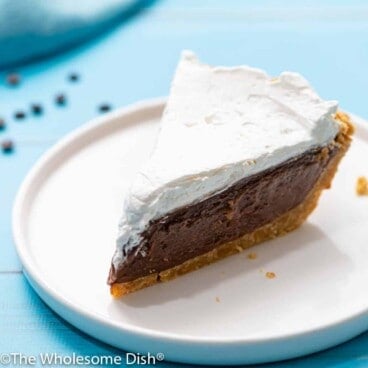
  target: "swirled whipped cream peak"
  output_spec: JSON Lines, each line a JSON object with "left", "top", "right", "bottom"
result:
{"left": 112, "top": 50, "right": 339, "bottom": 268}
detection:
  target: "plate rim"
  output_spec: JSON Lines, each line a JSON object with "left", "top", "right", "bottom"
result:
{"left": 11, "top": 99, "right": 368, "bottom": 350}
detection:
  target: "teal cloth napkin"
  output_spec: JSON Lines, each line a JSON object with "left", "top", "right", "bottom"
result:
{"left": 0, "top": 0, "right": 152, "bottom": 69}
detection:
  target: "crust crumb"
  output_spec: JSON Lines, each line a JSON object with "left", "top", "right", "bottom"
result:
{"left": 215, "top": 296, "right": 221, "bottom": 303}
{"left": 335, "top": 111, "right": 355, "bottom": 135}
{"left": 356, "top": 176, "right": 368, "bottom": 196}
{"left": 270, "top": 77, "right": 280, "bottom": 84}
{"left": 235, "top": 245, "right": 243, "bottom": 253}
{"left": 266, "top": 272, "right": 276, "bottom": 279}
{"left": 247, "top": 252, "right": 257, "bottom": 260}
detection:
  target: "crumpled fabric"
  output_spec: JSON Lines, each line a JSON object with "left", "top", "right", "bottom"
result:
{"left": 0, "top": 0, "right": 152, "bottom": 69}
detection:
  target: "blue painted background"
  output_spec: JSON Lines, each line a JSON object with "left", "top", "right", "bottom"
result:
{"left": 1, "top": 1, "right": 368, "bottom": 366}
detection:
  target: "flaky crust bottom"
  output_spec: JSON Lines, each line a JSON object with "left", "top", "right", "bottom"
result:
{"left": 110, "top": 114, "right": 353, "bottom": 298}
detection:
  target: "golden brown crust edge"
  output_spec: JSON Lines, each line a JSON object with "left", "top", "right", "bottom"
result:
{"left": 110, "top": 113, "right": 353, "bottom": 298}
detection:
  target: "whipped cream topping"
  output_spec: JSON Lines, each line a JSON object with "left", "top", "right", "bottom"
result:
{"left": 112, "top": 51, "right": 339, "bottom": 267}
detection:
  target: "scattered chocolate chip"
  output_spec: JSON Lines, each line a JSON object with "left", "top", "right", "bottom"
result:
{"left": 14, "top": 111, "right": 26, "bottom": 120}
{"left": 6, "top": 73, "right": 21, "bottom": 86}
{"left": 31, "top": 103, "right": 43, "bottom": 115}
{"left": 0, "top": 118, "right": 5, "bottom": 131}
{"left": 1, "top": 139, "right": 14, "bottom": 153}
{"left": 98, "top": 103, "right": 112, "bottom": 113}
{"left": 55, "top": 93, "right": 67, "bottom": 106}
{"left": 68, "top": 72, "right": 80, "bottom": 82}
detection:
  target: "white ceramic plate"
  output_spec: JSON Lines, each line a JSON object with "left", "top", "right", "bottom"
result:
{"left": 13, "top": 99, "right": 368, "bottom": 365}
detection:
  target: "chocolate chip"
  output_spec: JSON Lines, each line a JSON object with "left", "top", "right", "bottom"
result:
{"left": 6, "top": 73, "right": 21, "bottom": 86}
{"left": 0, "top": 118, "right": 5, "bottom": 131}
{"left": 1, "top": 139, "right": 14, "bottom": 153}
{"left": 68, "top": 72, "right": 80, "bottom": 82}
{"left": 14, "top": 111, "right": 26, "bottom": 120}
{"left": 55, "top": 93, "right": 67, "bottom": 106}
{"left": 31, "top": 103, "right": 43, "bottom": 115}
{"left": 98, "top": 103, "right": 112, "bottom": 113}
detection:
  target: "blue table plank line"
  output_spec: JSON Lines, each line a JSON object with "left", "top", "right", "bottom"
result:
{"left": 0, "top": 274, "right": 175, "bottom": 368}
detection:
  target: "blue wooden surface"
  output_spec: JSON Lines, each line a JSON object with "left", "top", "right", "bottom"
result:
{"left": 1, "top": 1, "right": 368, "bottom": 366}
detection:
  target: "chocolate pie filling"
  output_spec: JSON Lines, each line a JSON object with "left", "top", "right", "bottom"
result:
{"left": 109, "top": 143, "right": 338, "bottom": 284}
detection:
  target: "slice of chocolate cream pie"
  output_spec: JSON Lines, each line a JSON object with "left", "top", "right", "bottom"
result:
{"left": 108, "top": 51, "right": 353, "bottom": 297}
